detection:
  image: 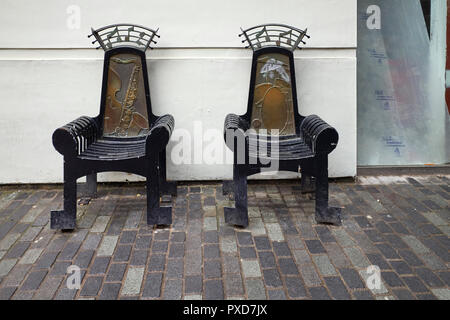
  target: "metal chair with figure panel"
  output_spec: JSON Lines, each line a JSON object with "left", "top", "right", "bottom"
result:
{"left": 50, "top": 24, "right": 176, "bottom": 230}
{"left": 223, "top": 24, "right": 341, "bottom": 227}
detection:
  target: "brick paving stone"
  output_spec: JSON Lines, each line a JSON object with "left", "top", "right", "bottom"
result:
{"left": 305, "top": 240, "right": 326, "bottom": 254}
{"left": 11, "top": 290, "right": 35, "bottom": 300}
{"left": 163, "top": 279, "right": 182, "bottom": 300}
{"left": 323, "top": 276, "right": 351, "bottom": 300}
{"left": 390, "top": 261, "right": 412, "bottom": 275}
{"left": 33, "top": 276, "right": 63, "bottom": 300}
{"left": 241, "top": 260, "right": 261, "bottom": 278}
{"left": 223, "top": 254, "right": 240, "bottom": 274}
{"left": 431, "top": 288, "right": 450, "bottom": 300}
{"left": 0, "top": 287, "right": 17, "bottom": 300}
{"left": 267, "top": 289, "right": 286, "bottom": 300}
{"left": 236, "top": 232, "right": 254, "bottom": 246}
{"left": 344, "top": 247, "right": 371, "bottom": 268}
{"left": 401, "top": 276, "right": 429, "bottom": 293}
{"left": 266, "top": 223, "right": 284, "bottom": 241}
{"left": 21, "top": 270, "right": 48, "bottom": 290}
{"left": 220, "top": 237, "right": 237, "bottom": 253}
{"left": 414, "top": 267, "right": 444, "bottom": 288}
{"left": 184, "top": 294, "right": 203, "bottom": 300}
{"left": 2, "top": 264, "right": 31, "bottom": 287}
{"left": 308, "top": 286, "right": 331, "bottom": 300}
{"left": 224, "top": 273, "right": 244, "bottom": 296}
{"left": 285, "top": 276, "right": 307, "bottom": 299}
{"left": 135, "top": 235, "right": 152, "bottom": 249}
{"left": 381, "top": 271, "right": 404, "bottom": 287}
{"left": 292, "top": 249, "right": 312, "bottom": 266}
{"left": 99, "top": 283, "right": 121, "bottom": 300}
{"left": 167, "top": 258, "right": 184, "bottom": 279}
{"left": 80, "top": 276, "right": 103, "bottom": 296}
{"left": 185, "top": 275, "right": 202, "bottom": 294}
{"left": 106, "top": 263, "right": 127, "bottom": 282}
{"left": 392, "top": 288, "right": 415, "bottom": 300}
{"left": 152, "top": 240, "right": 169, "bottom": 253}
{"left": 148, "top": 254, "right": 166, "bottom": 272}
{"left": 81, "top": 233, "right": 102, "bottom": 250}
{"left": 49, "top": 261, "right": 71, "bottom": 276}
{"left": 91, "top": 216, "right": 110, "bottom": 233}
{"left": 204, "top": 259, "right": 222, "bottom": 279}
{"left": 113, "top": 245, "right": 132, "bottom": 262}
{"left": 339, "top": 268, "right": 365, "bottom": 289}
{"left": 312, "top": 255, "right": 336, "bottom": 276}
{"left": 332, "top": 229, "right": 357, "bottom": 247}
{"left": 375, "top": 243, "right": 400, "bottom": 260}
{"left": 20, "top": 226, "right": 42, "bottom": 242}
{"left": 245, "top": 278, "right": 266, "bottom": 300}
{"left": 5, "top": 241, "right": 30, "bottom": 259}
{"left": 203, "top": 244, "right": 220, "bottom": 259}
{"left": 122, "top": 267, "right": 144, "bottom": 296}
{"left": 74, "top": 250, "right": 94, "bottom": 269}
{"left": 202, "top": 231, "right": 218, "bottom": 243}
{"left": 130, "top": 250, "right": 148, "bottom": 266}
{"left": 263, "top": 269, "right": 282, "bottom": 288}
{"left": 0, "top": 233, "right": 20, "bottom": 251}
{"left": 401, "top": 235, "right": 431, "bottom": 255}
{"left": 272, "top": 242, "right": 291, "bottom": 257}
{"left": 185, "top": 253, "right": 202, "bottom": 276}
{"left": 254, "top": 236, "right": 271, "bottom": 250}
{"left": 204, "top": 279, "right": 224, "bottom": 300}
{"left": 239, "top": 246, "right": 257, "bottom": 259}
{"left": 437, "top": 271, "right": 450, "bottom": 286}
{"left": 97, "top": 236, "right": 118, "bottom": 256}
{"left": 397, "top": 249, "right": 424, "bottom": 267}
{"left": 257, "top": 250, "right": 278, "bottom": 269}
{"left": 89, "top": 257, "right": 111, "bottom": 274}
{"left": 367, "top": 253, "right": 391, "bottom": 270}
{"left": 0, "top": 259, "right": 17, "bottom": 277}
{"left": 142, "top": 273, "right": 163, "bottom": 298}
{"left": 120, "top": 230, "right": 137, "bottom": 244}
{"left": 352, "top": 290, "right": 374, "bottom": 300}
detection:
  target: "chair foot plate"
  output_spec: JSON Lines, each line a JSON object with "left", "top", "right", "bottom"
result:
{"left": 50, "top": 210, "right": 75, "bottom": 230}
{"left": 147, "top": 206, "right": 172, "bottom": 226}
{"left": 224, "top": 207, "right": 248, "bottom": 227}
{"left": 222, "top": 180, "right": 234, "bottom": 195}
{"left": 160, "top": 182, "right": 177, "bottom": 196}
{"left": 315, "top": 206, "right": 342, "bottom": 226}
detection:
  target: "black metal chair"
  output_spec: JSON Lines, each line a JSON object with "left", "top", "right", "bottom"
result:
{"left": 223, "top": 24, "right": 342, "bottom": 227}
{"left": 51, "top": 24, "right": 176, "bottom": 230}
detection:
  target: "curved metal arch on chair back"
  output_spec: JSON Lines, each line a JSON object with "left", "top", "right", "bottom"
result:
{"left": 239, "top": 24, "right": 310, "bottom": 136}
{"left": 89, "top": 24, "right": 160, "bottom": 138}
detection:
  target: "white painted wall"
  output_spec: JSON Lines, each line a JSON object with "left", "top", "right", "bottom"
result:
{"left": 0, "top": 0, "right": 357, "bottom": 183}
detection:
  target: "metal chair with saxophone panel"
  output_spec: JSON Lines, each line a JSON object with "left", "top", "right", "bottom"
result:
{"left": 50, "top": 24, "right": 176, "bottom": 230}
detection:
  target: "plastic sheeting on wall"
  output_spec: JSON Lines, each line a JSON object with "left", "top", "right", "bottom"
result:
{"left": 357, "top": 0, "right": 449, "bottom": 165}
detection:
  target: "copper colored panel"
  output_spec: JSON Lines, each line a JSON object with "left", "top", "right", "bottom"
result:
{"left": 103, "top": 53, "right": 149, "bottom": 137}
{"left": 250, "top": 53, "right": 295, "bottom": 135}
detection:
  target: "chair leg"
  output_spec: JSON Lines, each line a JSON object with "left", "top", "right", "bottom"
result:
{"left": 224, "top": 164, "right": 248, "bottom": 227}
{"left": 314, "top": 155, "right": 342, "bottom": 226}
{"left": 147, "top": 159, "right": 172, "bottom": 226}
{"left": 86, "top": 172, "right": 97, "bottom": 197}
{"left": 301, "top": 173, "right": 315, "bottom": 194}
{"left": 51, "top": 166, "right": 77, "bottom": 230}
{"left": 158, "top": 149, "right": 177, "bottom": 196}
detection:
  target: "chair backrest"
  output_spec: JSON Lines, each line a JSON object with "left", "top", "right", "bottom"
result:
{"left": 240, "top": 24, "right": 310, "bottom": 136}
{"left": 89, "top": 24, "right": 159, "bottom": 138}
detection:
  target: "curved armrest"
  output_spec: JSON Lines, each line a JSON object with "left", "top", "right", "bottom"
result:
{"left": 145, "top": 114, "right": 175, "bottom": 152}
{"left": 52, "top": 116, "right": 99, "bottom": 157}
{"left": 223, "top": 113, "right": 249, "bottom": 151}
{"left": 300, "top": 115, "right": 338, "bottom": 154}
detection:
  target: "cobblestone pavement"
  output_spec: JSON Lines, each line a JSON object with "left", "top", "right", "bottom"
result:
{"left": 0, "top": 175, "right": 449, "bottom": 300}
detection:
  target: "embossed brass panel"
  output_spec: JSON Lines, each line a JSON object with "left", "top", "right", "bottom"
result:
{"left": 250, "top": 53, "right": 295, "bottom": 135}
{"left": 103, "top": 53, "right": 149, "bottom": 137}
